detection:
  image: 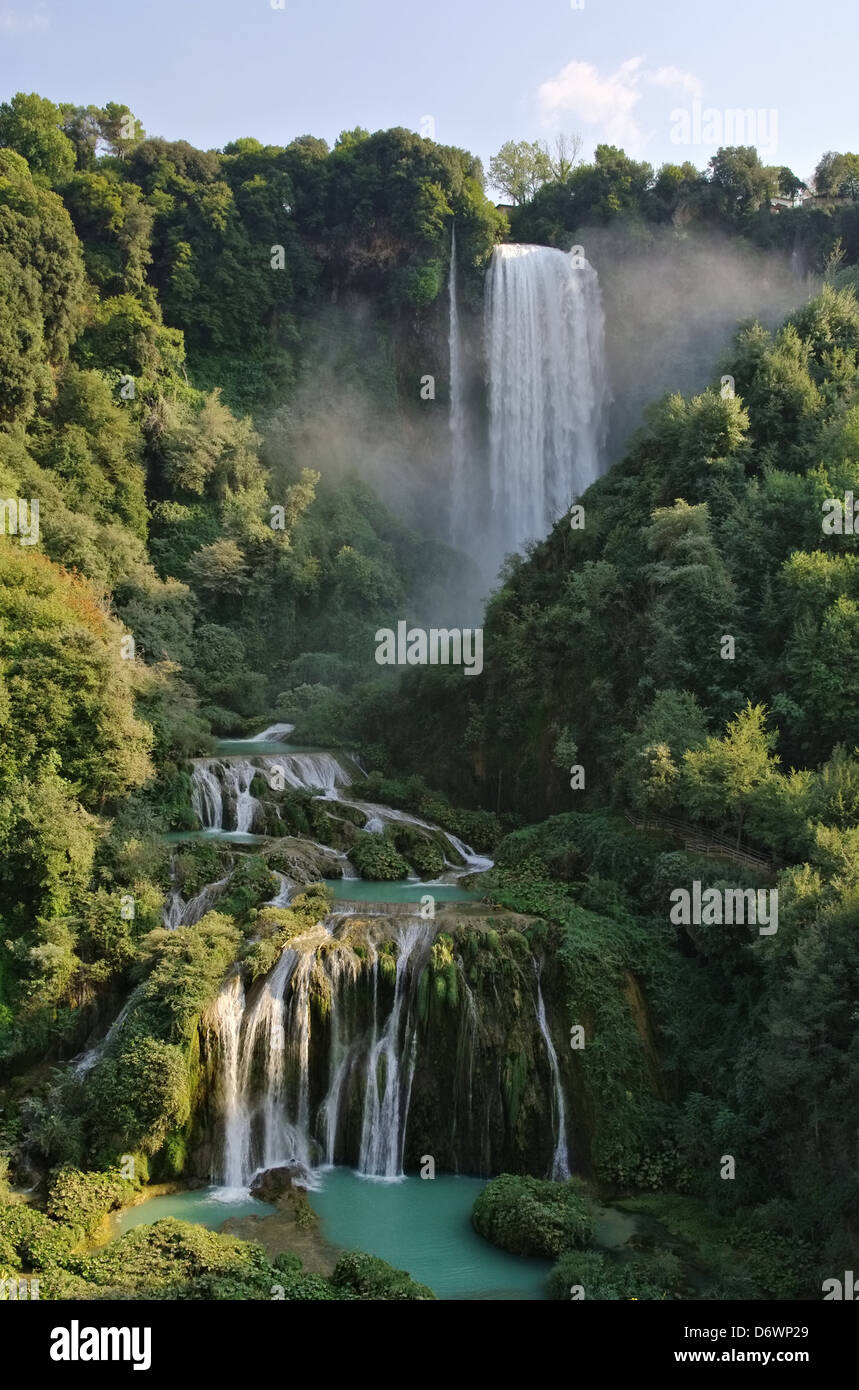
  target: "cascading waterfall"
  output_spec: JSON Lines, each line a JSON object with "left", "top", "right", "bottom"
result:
{"left": 483, "top": 243, "right": 609, "bottom": 560}
{"left": 192, "top": 724, "right": 575, "bottom": 1188}
{"left": 358, "top": 920, "right": 433, "bottom": 1178}
{"left": 163, "top": 872, "right": 233, "bottom": 929}
{"left": 337, "top": 797, "right": 492, "bottom": 873}
{"left": 191, "top": 762, "right": 223, "bottom": 829}
{"left": 208, "top": 918, "right": 434, "bottom": 1186}
{"left": 73, "top": 998, "right": 134, "bottom": 1076}
{"left": 535, "top": 976, "right": 571, "bottom": 1180}
{"left": 191, "top": 753, "right": 353, "bottom": 832}
{"left": 210, "top": 973, "right": 247, "bottom": 1190}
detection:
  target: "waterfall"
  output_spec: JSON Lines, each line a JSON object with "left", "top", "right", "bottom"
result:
{"left": 208, "top": 918, "right": 433, "bottom": 1187}
{"left": 358, "top": 920, "right": 433, "bottom": 1178}
{"left": 265, "top": 871, "right": 293, "bottom": 908}
{"left": 72, "top": 998, "right": 134, "bottom": 1076}
{"left": 260, "top": 752, "right": 352, "bottom": 795}
{"left": 336, "top": 796, "right": 492, "bottom": 872}
{"left": 485, "top": 243, "right": 609, "bottom": 560}
{"left": 210, "top": 973, "right": 247, "bottom": 1190}
{"left": 191, "top": 762, "right": 224, "bottom": 829}
{"left": 535, "top": 976, "right": 571, "bottom": 1180}
{"left": 249, "top": 723, "right": 295, "bottom": 742}
{"left": 190, "top": 753, "right": 352, "bottom": 832}
{"left": 448, "top": 224, "right": 469, "bottom": 547}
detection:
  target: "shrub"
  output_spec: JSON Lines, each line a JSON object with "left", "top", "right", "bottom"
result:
{"left": 46, "top": 1165, "right": 138, "bottom": 1238}
{"left": 547, "top": 1248, "right": 684, "bottom": 1300}
{"left": 330, "top": 1251, "right": 436, "bottom": 1300}
{"left": 472, "top": 1174, "right": 595, "bottom": 1258}
{"left": 349, "top": 832, "right": 410, "bottom": 881}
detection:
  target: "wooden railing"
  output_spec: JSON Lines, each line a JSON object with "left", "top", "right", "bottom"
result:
{"left": 624, "top": 811, "right": 777, "bottom": 874}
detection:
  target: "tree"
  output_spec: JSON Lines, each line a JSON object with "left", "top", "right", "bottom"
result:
{"left": 776, "top": 166, "right": 805, "bottom": 199}
{"left": 187, "top": 538, "right": 250, "bottom": 596}
{"left": 707, "top": 146, "right": 775, "bottom": 217}
{"left": 814, "top": 151, "right": 859, "bottom": 200}
{"left": 543, "top": 132, "right": 583, "bottom": 182}
{"left": 0, "top": 247, "right": 49, "bottom": 423}
{"left": 97, "top": 102, "right": 145, "bottom": 160}
{"left": 0, "top": 92, "right": 75, "bottom": 186}
{"left": 488, "top": 140, "right": 551, "bottom": 204}
{"left": 682, "top": 704, "right": 780, "bottom": 847}
{"left": 0, "top": 148, "right": 86, "bottom": 361}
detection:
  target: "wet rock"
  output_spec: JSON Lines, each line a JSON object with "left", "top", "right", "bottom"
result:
{"left": 249, "top": 1164, "right": 307, "bottom": 1201}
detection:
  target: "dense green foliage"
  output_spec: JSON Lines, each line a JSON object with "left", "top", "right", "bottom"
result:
{"left": 472, "top": 1173, "right": 595, "bottom": 1257}
{"left": 504, "top": 141, "right": 859, "bottom": 278}
{"left": 1, "top": 87, "right": 858, "bottom": 1303}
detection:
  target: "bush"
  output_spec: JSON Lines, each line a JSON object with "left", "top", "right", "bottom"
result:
{"left": 472, "top": 1174, "right": 595, "bottom": 1258}
{"left": 547, "top": 1248, "right": 684, "bottom": 1300}
{"left": 330, "top": 1251, "right": 436, "bottom": 1300}
{"left": 392, "top": 826, "right": 445, "bottom": 877}
{"left": 349, "top": 832, "right": 410, "bottom": 881}
{"left": 0, "top": 1203, "right": 76, "bottom": 1272}
{"left": 46, "top": 1165, "right": 138, "bottom": 1238}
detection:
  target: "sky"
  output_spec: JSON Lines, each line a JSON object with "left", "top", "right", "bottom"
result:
{"left": 0, "top": 0, "right": 855, "bottom": 187}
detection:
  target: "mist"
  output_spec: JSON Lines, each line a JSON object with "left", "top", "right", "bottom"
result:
{"left": 263, "top": 228, "right": 817, "bottom": 613}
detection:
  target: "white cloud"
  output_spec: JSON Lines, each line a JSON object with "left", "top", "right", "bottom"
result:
{"left": 647, "top": 66, "right": 703, "bottom": 100}
{"left": 0, "top": 11, "right": 49, "bottom": 31}
{"left": 537, "top": 57, "right": 704, "bottom": 154}
{"left": 538, "top": 57, "right": 647, "bottom": 151}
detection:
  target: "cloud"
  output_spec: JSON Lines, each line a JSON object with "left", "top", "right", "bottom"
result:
{"left": 647, "top": 66, "right": 703, "bottom": 100}
{"left": 0, "top": 10, "right": 49, "bottom": 31}
{"left": 538, "top": 57, "right": 647, "bottom": 151}
{"left": 537, "top": 57, "right": 704, "bottom": 154}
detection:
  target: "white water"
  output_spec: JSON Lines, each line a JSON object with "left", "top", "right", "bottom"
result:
{"left": 250, "top": 723, "right": 295, "bottom": 742}
{"left": 191, "top": 753, "right": 352, "bottom": 832}
{"left": 336, "top": 797, "right": 493, "bottom": 874}
{"left": 535, "top": 977, "right": 571, "bottom": 1180}
{"left": 164, "top": 872, "right": 233, "bottom": 929}
{"left": 484, "top": 243, "right": 609, "bottom": 560}
{"left": 209, "top": 919, "right": 433, "bottom": 1186}
{"left": 73, "top": 998, "right": 134, "bottom": 1076}
{"left": 358, "top": 920, "right": 433, "bottom": 1178}
{"left": 265, "top": 871, "right": 293, "bottom": 908}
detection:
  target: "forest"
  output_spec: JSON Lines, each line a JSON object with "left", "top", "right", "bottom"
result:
{"left": 0, "top": 86, "right": 858, "bottom": 1303}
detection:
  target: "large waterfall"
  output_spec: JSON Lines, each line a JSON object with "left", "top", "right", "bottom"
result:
{"left": 461, "top": 242, "right": 608, "bottom": 567}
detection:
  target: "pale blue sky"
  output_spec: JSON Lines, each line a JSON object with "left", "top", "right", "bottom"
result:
{"left": 0, "top": 0, "right": 854, "bottom": 186}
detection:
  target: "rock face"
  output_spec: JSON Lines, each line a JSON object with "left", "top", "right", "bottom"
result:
{"left": 249, "top": 1165, "right": 307, "bottom": 1201}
